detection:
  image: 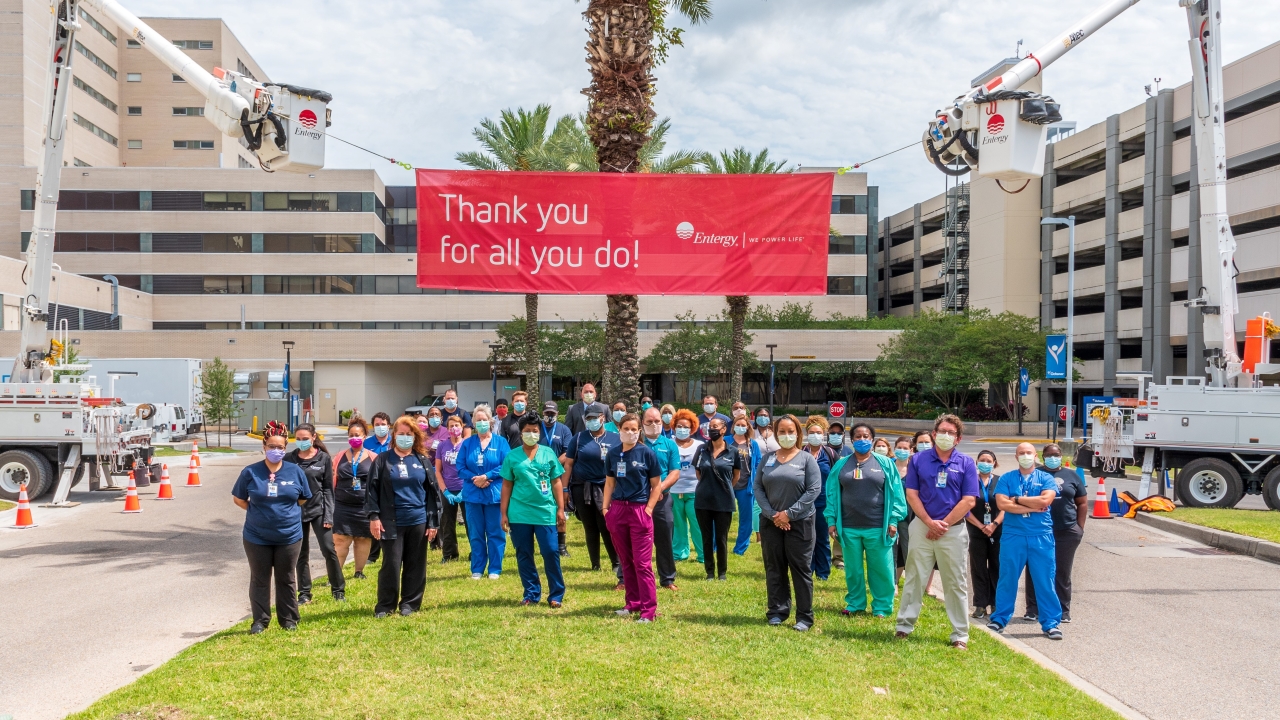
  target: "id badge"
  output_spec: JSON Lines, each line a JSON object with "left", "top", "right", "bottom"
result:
{"left": 765, "top": 456, "right": 776, "bottom": 467}
{"left": 352, "top": 477, "right": 361, "bottom": 491}
{"left": 936, "top": 470, "right": 947, "bottom": 488}
{"left": 267, "top": 482, "right": 278, "bottom": 497}
{"left": 600, "top": 444, "right": 609, "bottom": 460}
{"left": 476, "top": 454, "right": 485, "bottom": 467}
{"left": 983, "top": 512, "right": 992, "bottom": 525}
{"left": 431, "top": 440, "right": 440, "bottom": 450}
{"left": 539, "top": 475, "right": 550, "bottom": 495}
{"left": 854, "top": 463, "right": 863, "bottom": 480}
{"left": 616, "top": 461, "right": 628, "bottom": 477}
{"left": 398, "top": 462, "right": 409, "bottom": 479}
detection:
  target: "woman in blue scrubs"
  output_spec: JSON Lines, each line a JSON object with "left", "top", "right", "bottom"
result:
{"left": 457, "top": 405, "right": 511, "bottom": 579}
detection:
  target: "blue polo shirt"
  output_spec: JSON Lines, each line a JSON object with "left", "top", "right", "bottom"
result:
{"left": 456, "top": 434, "right": 511, "bottom": 505}
{"left": 697, "top": 412, "right": 732, "bottom": 441}
{"left": 903, "top": 448, "right": 980, "bottom": 521}
{"left": 540, "top": 420, "right": 573, "bottom": 457}
{"left": 363, "top": 434, "right": 390, "bottom": 454}
{"left": 565, "top": 430, "right": 620, "bottom": 485}
{"left": 387, "top": 453, "right": 430, "bottom": 527}
{"left": 606, "top": 442, "right": 659, "bottom": 504}
{"left": 643, "top": 433, "right": 681, "bottom": 491}
{"left": 231, "top": 461, "right": 312, "bottom": 546}
{"left": 995, "top": 468, "right": 1058, "bottom": 536}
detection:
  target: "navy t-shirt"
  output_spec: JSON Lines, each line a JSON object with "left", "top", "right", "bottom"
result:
{"left": 441, "top": 407, "right": 473, "bottom": 429}
{"left": 565, "top": 430, "right": 620, "bottom": 485}
{"left": 231, "top": 461, "right": 312, "bottom": 546}
{"left": 605, "top": 443, "right": 658, "bottom": 504}
{"left": 388, "top": 453, "right": 430, "bottom": 527}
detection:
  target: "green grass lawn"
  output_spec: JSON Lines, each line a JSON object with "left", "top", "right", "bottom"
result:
{"left": 152, "top": 445, "right": 245, "bottom": 457}
{"left": 72, "top": 523, "right": 1114, "bottom": 720}
{"left": 0, "top": 499, "right": 14, "bottom": 512}
{"left": 1170, "top": 507, "right": 1280, "bottom": 543}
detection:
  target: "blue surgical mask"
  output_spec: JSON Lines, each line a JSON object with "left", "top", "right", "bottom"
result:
{"left": 513, "top": 401, "right": 526, "bottom": 413}
{"left": 894, "top": 448, "right": 910, "bottom": 461}
{"left": 734, "top": 425, "right": 748, "bottom": 436}
{"left": 977, "top": 461, "right": 994, "bottom": 474}
{"left": 674, "top": 427, "right": 691, "bottom": 440}
{"left": 703, "top": 403, "right": 717, "bottom": 415}
{"left": 852, "top": 439, "right": 872, "bottom": 454}
{"left": 756, "top": 415, "right": 769, "bottom": 427}
{"left": 642, "top": 402, "right": 652, "bottom": 411}
{"left": 613, "top": 410, "right": 625, "bottom": 423}
{"left": 474, "top": 420, "right": 490, "bottom": 434}
{"left": 395, "top": 434, "right": 414, "bottom": 450}
{"left": 428, "top": 416, "right": 441, "bottom": 428}
{"left": 296, "top": 439, "right": 313, "bottom": 452}
{"left": 265, "top": 448, "right": 286, "bottom": 463}
{"left": 586, "top": 418, "right": 603, "bottom": 432}
{"left": 373, "top": 425, "right": 389, "bottom": 438}
{"left": 661, "top": 413, "right": 673, "bottom": 425}
{"left": 444, "top": 398, "right": 457, "bottom": 410}
{"left": 829, "top": 433, "right": 844, "bottom": 447}
{"left": 916, "top": 442, "right": 932, "bottom": 452}
{"left": 1045, "top": 456, "right": 1063, "bottom": 470}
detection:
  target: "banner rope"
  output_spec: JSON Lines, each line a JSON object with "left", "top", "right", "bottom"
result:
{"left": 836, "top": 141, "right": 918, "bottom": 174}
{"left": 326, "top": 132, "right": 416, "bottom": 171}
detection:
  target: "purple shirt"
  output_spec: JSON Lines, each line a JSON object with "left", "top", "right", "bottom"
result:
{"left": 426, "top": 426, "right": 451, "bottom": 461}
{"left": 434, "top": 436, "right": 463, "bottom": 492}
{"left": 902, "top": 447, "right": 980, "bottom": 521}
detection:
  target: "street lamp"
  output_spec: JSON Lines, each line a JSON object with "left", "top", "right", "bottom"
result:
{"left": 766, "top": 344, "right": 778, "bottom": 418}
{"left": 488, "top": 343, "right": 500, "bottom": 408}
{"left": 282, "top": 341, "right": 295, "bottom": 432}
{"left": 1041, "top": 215, "right": 1076, "bottom": 442}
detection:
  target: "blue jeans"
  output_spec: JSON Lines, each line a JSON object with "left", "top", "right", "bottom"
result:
{"left": 733, "top": 486, "right": 757, "bottom": 555}
{"left": 991, "top": 533, "right": 1061, "bottom": 631}
{"left": 464, "top": 502, "right": 506, "bottom": 576}
{"left": 508, "top": 523, "right": 564, "bottom": 603}
{"left": 811, "top": 503, "right": 831, "bottom": 579}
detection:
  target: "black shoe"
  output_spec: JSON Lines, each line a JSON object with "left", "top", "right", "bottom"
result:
{"left": 281, "top": 623, "right": 297, "bottom": 631}
{"left": 591, "top": 565, "right": 602, "bottom": 572}
{"left": 400, "top": 607, "right": 414, "bottom": 617}
{"left": 1046, "top": 627, "right": 1063, "bottom": 640}
{"left": 297, "top": 595, "right": 312, "bottom": 606}
{"left": 249, "top": 622, "right": 267, "bottom": 635}
{"left": 1021, "top": 612, "right": 1038, "bottom": 623}
{"left": 986, "top": 621, "right": 1005, "bottom": 634}
{"left": 353, "top": 571, "right": 367, "bottom": 580}
{"left": 375, "top": 611, "right": 389, "bottom": 619}
{"left": 332, "top": 591, "right": 346, "bottom": 602}
{"left": 717, "top": 575, "right": 726, "bottom": 581}
{"left": 1062, "top": 612, "right": 1072, "bottom": 623}
{"left": 558, "top": 547, "right": 570, "bottom": 557}
{"left": 705, "top": 575, "right": 715, "bottom": 581}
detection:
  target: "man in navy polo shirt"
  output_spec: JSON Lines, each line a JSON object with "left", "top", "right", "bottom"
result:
{"left": 895, "top": 414, "right": 979, "bottom": 649}
{"left": 696, "top": 394, "right": 731, "bottom": 442}
{"left": 440, "top": 389, "right": 473, "bottom": 438}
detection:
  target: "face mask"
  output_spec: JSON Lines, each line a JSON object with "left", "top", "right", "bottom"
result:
{"left": 708, "top": 427, "right": 723, "bottom": 442}
{"left": 418, "top": 423, "right": 429, "bottom": 432}
{"left": 828, "top": 433, "right": 844, "bottom": 447}
{"left": 582, "top": 392, "right": 595, "bottom": 403}
{"left": 873, "top": 446, "right": 890, "bottom": 457}
{"left": 641, "top": 402, "right": 652, "bottom": 411}
{"left": 296, "top": 439, "right": 313, "bottom": 452}
{"left": 428, "top": 417, "right": 442, "bottom": 428}
{"left": 756, "top": 415, "right": 769, "bottom": 427}
{"left": 734, "top": 425, "right": 748, "bottom": 436}
{"left": 806, "top": 432, "right": 824, "bottom": 447}
{"left": 586, "top": 418, "right": 603, "bottom": 432}
{"left": 544, "top": 413, "right": 558, "bottom": 425}
{"left": 916, "top": 442, "right": 932, "bottom": 452}
{"left": 496, "top": 406, "right": 508, "bottom": 418}
{"left": 474, "top": 420, "right": 490, "bottom": 434}
{"left": 703, "top": 403, "right": 717, "bottom": 415}
{"left": 1018, "top": 454, "right": 1036, "bottom": 469}
{"left": 977, "top": 461, "right": 994, "bottom": 474}
{"left": 444, "top": 399, "right": 457, "bottom": 410}
{"left": 852, "top": 439, "right": 872, "bottom": 455}
{"left": 373, "top": 425, "right": 389, "bottom": 438}
{"left": 522, "top": 432, "right": 540, "bottom": 447}
{"left": 448, "top": 426, "right": 463, "bottom": 438}
{"left": 349, "top": 436, "right": 364, "bottom": 450}
{"left": 644, "top": 424, "right": 662, "bottom": 439}
{"left": 674, "top": 427, "right": 691, "bottom": 440}
{"left": 934, "top": 433, "right": 956, "bottom": 451}
{"left": 265, "top": 448, "right": 286, "bottom": 463}
{"left": 1044, "top": 456, "right": 1063, "bottom": 470}
{"left": 732, "top": 408, "right": 746, "bottom": 418}
{"left": 513, "top": 401, "right": 526, "bottom": 413}
{"left": 613, "top": 410, "right": 625, "bottom": 423}
{"left": 621, "top": 431, "right": 639, "bottom": 444}
{"left": 777, "top": 434, "right": 797, "bottom": 449}
{"left": 661, "top": 413, "right": 673, "bottom": 425}
{"left": 395, "top": 434, "right": 414, "bottom": 450}
{"left": 894, "top": 448, "right": 910, "bottom": 461}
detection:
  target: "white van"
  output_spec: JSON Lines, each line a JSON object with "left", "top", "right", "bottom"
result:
{"left": 127, "top": 403, "right": 191, "bottom": 443}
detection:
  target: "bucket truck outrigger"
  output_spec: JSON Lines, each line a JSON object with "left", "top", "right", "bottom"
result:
{"left": 0, "top": 0, "right": 331, "bottom": 503}
{"left": 922, "top": 0, "right": 1280, "bottom": 509}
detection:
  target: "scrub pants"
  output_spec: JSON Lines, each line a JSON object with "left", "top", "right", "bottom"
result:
{"left": 968, "top": 526, "right": 1001, "bottom": 609}
{"left": 376, "top": 523, "right": 428, "bottom": 615}
{"left": 509, "top": 523, "right": 565, "bottom": 604}
{"left": 297, "top": 515, "right": 345, "bottom": 600}
{"left": 438, "top": 498, "right": 461, "bottom": 561}
{"left": 991, "top": 533, "right": 1061, "bottom": 632}
{"left": 571, "top": 483, "right": 620, "bottom": 576}
{"left": 896, "top": 519, "right": 971, "bottom": 644}
{"left": 244, "top": 539, "right": 301, "bottom": 628}
{"left": 760, "top": 515, "right": 815, "bottom": 625}
{"left": 605, "top": 501, "right": 658, "bottom": 620}
{"left": 464, "top": 502, "right": 506, "bottom": 576}
{"left": 839, "top": 526, "right": 896, "bottom": 615}
{"left": 733, "top": 486, "right": 757, "bottom": 555}
{"left": 671, "top": 493, "right": 702, "bottom": 562}
{"left": 696, "top": 509, "right": 732, "bottom": 578}
{"left": 1025, "top": 523, "right": 1083, "bottom": 617}
{"left": 651, "top": 493, "right": 677, "bottom": 587}
{"left": 811, "top": 502, "right": 832, "bottom": 580}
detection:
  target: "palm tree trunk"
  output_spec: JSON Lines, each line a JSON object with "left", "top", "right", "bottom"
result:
{"left": 585, "top": 0, "right": 654, "bottom": 410}
{"left": 524, "top": 293, "right": 540, "bottom": 408}
{"left": 726, "top": 295, "right": 749, "bottom": 403}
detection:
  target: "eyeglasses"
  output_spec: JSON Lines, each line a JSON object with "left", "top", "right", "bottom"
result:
{"left": 642, "top": 421, "right": 663, "bottom": 427}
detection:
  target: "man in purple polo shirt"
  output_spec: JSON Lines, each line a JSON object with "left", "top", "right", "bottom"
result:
{"left": 894, "top": 414, "right": 979, "bottom": 649}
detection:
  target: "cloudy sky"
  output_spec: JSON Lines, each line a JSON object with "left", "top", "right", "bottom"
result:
{"left": 130, "top": 0, "right": 1280, "bottom": 214}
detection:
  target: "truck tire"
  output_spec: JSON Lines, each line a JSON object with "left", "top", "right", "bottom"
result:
{"left": 1263, "top": 467, "right": 1280, "bottom": 511}
{"left": 0, "top": 450, "right": 54, "bottom": 501}
{"left": 1177, "top": 457, "right": 1243, "bottom": 508}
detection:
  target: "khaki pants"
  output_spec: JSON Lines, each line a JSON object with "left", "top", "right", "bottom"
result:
{"left": 895, "top": 517, "right": 971, "bottom": 643}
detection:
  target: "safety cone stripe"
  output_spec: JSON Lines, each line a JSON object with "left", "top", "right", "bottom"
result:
{"left": 186, "top": 460, "right": 201, "bottom": 487}
{"left": 191, "top": 442, "right": 201, "bottom": 468}
{"left": 122, "top": 471, "right": 143, "bottom": 513}
{"left": 1091, "top": 477, "right": 1112, "bottom": 519}
{"left": 157, "top": 462, "right": 174, "bottom": 500}
{"left": 12, "top": 482, "right": 36, "bottom": 528}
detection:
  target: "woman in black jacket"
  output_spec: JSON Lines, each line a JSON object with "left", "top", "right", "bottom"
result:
{"left": 365, "top": 415, "right": 441, "bottom": 618}
{"left": 285, "top": 424, "right": 344, "bottom": 603}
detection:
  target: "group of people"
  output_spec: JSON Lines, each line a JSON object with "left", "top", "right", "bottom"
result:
{"left": 232, "top": 390, "right": 1086, "bottom": 646}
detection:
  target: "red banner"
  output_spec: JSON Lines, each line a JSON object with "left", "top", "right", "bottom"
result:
{"left": 415, "top": 169, "right": 832, "bottom": 295}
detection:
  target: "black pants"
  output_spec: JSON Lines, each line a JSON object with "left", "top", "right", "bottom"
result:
{"left": 376, "top": 524, "right": 428, "bottom": 614}
{"left": 967, "top": 527, "right": 1000, "bottom": 609}
{"left": 1025, "top": 523, "right": 1084, "bottom": 615}
{"left": 438, "top": 500, "right": 460, "bottom": 560}
{"left": 297, "top": 516, "right": 345, "bottom": 599}
{"left": 368, "top": 538, "right": 382, "bottom": 564}
{"left": 244, "top": 539, "right": 302, "bottom": 628}
{"left": 571, "top": 483, "right": 619, "bottom": 575}
{"left": 652, "top": 493, "right": 676, "bottom": 586}
{"left": 696, "top": 509, "right": 732, "bottom": 578}
{"left": 760, "top": 514, "right": 815, "bottom": 625}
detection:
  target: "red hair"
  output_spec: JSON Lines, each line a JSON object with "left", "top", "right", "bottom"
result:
{"left": 672, "top": 408, "right": 699, "bottom": 433}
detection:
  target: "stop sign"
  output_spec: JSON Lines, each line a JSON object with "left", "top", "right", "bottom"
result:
{"left": 829, "top": 401, "right": 847, "bottom": 418}
{"left": 1059, "top": 406, "right": 1073, "bottom": 421}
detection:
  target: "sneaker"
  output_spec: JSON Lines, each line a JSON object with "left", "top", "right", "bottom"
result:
{"left": 768, "top": 617, "right": 783, "bottom": 626}
{"left": 590, "top": 565, "right": 602, "bottom": 572}
{"left": 951, "top": 641, "right": 968, "bottom": 650}
{"left": 399, "top": 607, "right": 414, "bottom": 617}
{"left": 332, "top": 591, "right": 346, "bottom": 603}
{"left": 549, "top": 600, "right": 562, "bottom": 609}
{"left": 840, "top": 608, "right": 865, "bottom": 617}
{"left": 894, "top": 631, "right": 910, "bottom": 639}
{"left": 717, "top": 575, "right": 726, "bottom": 581}
{"left": 281, "top": 623, "right": 298, "bottom": 631}
{"left": 353, "top": 571, "right": 367, "bottom": 580}
{"left": 986, "top": 621, "right": 1005, "bottom": 634}
{"left": 834, "top": 560, "right": 845, "bottom": 569}
{"left": 873, "top": 613, "right": 889, "bottom": 619}
{"left": 1062, "top": 612, "right": 1072, "bottom": 623}
{"left": 558, "top": 547, "right": 570, "bottom": 557}
{"left": 520, "top": 599, "right": 536, "bottom": 607}
{"left": 793, "top": 621, "right": 811, "bottom": 632}
{"left": 1046, "top": 627, "right": 1063, "bottom": 640}
{"left": 471, "top": 573, "right": 483, "bottom": 580}
{"left": 297, "top": 596, "right": 313, "bottom": 606}
{"left": 375, "top": 612, "right": 389, "bottom": 619}
{"left": 971, "top": 607, "right": 987, "bottom": 619}
{"left": 488, "top": 573, "right": 500, "bottom": 580}
{"left": 636, "top": 618, "right": 652, "bottom": 624}
{"left": 248, "top": 622, "right": 267, "bottom": 635}
{"left": 1021, "top": 612, "right": 1038, "bottom": 623}
{"left": 615, "top": 609, "right": 632, "bottom": 617}
{"left": 705, "top": 575, "right": 716, "bottom": 581}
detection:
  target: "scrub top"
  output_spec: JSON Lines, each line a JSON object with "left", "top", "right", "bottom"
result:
{"left": 995, "top": 469, "right": 1058, "bottom": 536}
{"left": 434, "top": 437, "right": 463, "bottom": 492}
{"left": 232, "top": 461, "right": 312, "bottom": 546}
{"left": 643, "top": 434, "right": 681, "bottom": 489}
{"left": 500, "top": 444, "right": 565, "bottom": 526}
{"left": 838, "top": 456, "right": 886, "bottom": 529}
{"left": 387, "top": 453, "right": 430, "bottom": 527}
{"left": 457, "top": 434, "right": 511, "bottom": 505}
{"left": 1044, "top": 465, "right": 1088, "bottom": 531}
{"left": 671, "top": 439, "right": 703, "bottom": 494}
{"left": 693, "top": 442, "right": 742, "bottom": 513}
{"left": 605, "top": 442, "right": 659, "bottom": 504}
{"left": 565, "top": 430, "right": 620, "bottom": 485}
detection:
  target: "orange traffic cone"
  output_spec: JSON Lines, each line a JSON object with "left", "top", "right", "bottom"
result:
{"left": 185, "top": 455, "right": 201, "bottom": 487}
{"left": 1091, "top": 476, "right": 1112, "bottom": 519}
{"left": 12, "top": 482, "right": 36, "bottom": 528}
{"left": 191, "top": 441, "right": 202, "bottom": 469}
{"left": 122, "top": 471, "right": 143, "bottom": 513}
{"left": 156, "top": 463, "right": 173, "bottom": 500}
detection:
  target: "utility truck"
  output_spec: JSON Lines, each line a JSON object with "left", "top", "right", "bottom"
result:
{"left": 921, "top": 0, "right": 1280, "bottom": 509}
{"left": 0, "top": 0, "right": 331, "bottom": 503}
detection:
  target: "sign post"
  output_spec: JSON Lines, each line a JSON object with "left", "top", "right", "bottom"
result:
{"left": 827, "top": 401, "right": 847, "bottom": 420}
{"left": 1018, "top": 366, "right": 1029, "bottom": 437}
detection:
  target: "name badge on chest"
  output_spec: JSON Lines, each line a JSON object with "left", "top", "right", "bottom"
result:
{"left": 765, "top": 456, "right": 776, "bottom": 467}
{"left": 616, "top": 460, "right": 628, "bottom": 477}
{"left": 600, "top": 444, "right": 609, "bottom": 461}
{"left": 398, "top": 462, "right": 409, "bottom": 479}
{"left": 936, "top": 470, "right": 948, "bottom": 488}
{"left": 267, "top": 473, "right": 278, "bottom": 497}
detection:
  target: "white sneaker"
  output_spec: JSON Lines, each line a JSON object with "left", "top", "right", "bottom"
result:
{"left": 488, "top": 573, "right": 500, "bottom": 580}
{"left": 615, "top": 609, "right": 632, "bottom": 616}
{"left": 470, "top": 573, "right": 482, "bottom": 580}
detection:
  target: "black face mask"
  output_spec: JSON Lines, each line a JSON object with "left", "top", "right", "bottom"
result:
{"left": 707, "top": 428, "right": 723, "bottom": 441}
{"left": 544, "top": 414, "right": 557, "bottom": 424}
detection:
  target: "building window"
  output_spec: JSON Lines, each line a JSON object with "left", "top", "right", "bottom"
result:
{"left": 236, "top": 59, "right": 257, "bottom": 81}
{"left": 57, "top": 191, "right": 140, "bottom": 210}
{"left": 238, "top": 156, "right": 255, "bottom": 169}
{"left": 54, "top": 233, "right": 141, "bottom": 252}
{"left": 827, "top": 275, "right": 867, "bottom": 295}
{"left": 73, "top": 40, "right": 116, "bottom": 79}
{"left": 263, "top": 192, "right": 363, "bottom": 212}
{"left": 201, "top": 234, "right": 252, "bottom": 252}
{"left": 72, "top": 113, "right": 118, "bottom": 146}
{"left": 127, "top": 106, "right": 142, "bottom": 115}
{"left": 262, "top": 276, "right": 362, "bottom": 294}
{"left": 173, "top": 140, "right": 215, "bottom": 150}
{"left": 831, "top": 195, "right": 868, "bottom": 215}
{"left": 387, "top": 207, "right": 417, "bottom": 225}
{"left": 126, "top": 39, "right": 140, "bottom": 48}
{"left": 202, "top": 192, "right": 250, "bottom": 210}
{"left": 21, "top": 190, "right": 35, "bottom": 210}
{"left": 173, "top": 40, "right": 214, "bottom": 50}
{"left": 263, "top": 234, "right": 362, "bottom": 253}
{"left": 127, "top": 139, "right": 142, "bottom": 149}
{"left": 829, "top": 234, "right": 867, "bottom": 255}
{"left": 172, "top": 106, "right": 205, "bottom": 116}
{"left": 72, "top": 158, "right": 91, "bottom": 167}
{"left": 172, "top": 74, "right": 186, "bottom": 83}
{"left": 126, "top": 72, "right": 141, "bottom": 82}
{"left": 72, "top": 77, "right": 117, "bottom": 113}
{"left": 80, "top": 11, "right": 116, "bottom": 45}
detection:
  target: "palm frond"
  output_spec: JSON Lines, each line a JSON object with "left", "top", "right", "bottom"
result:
{"left": 698, "top": 146, "right": 791, "bottom": 174}
{"left": 670, "top": 0, "right": 712, "bottom": 24}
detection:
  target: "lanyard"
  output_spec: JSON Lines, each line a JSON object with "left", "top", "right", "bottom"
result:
{"left": 350, "top": 449, "right": 364, "bottom": 474}
{"left": 980, "top": 475, "right": 993, "bottom": 504}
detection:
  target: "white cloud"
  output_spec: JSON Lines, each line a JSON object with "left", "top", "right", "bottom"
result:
{"left": 126, "top": 0, "right": 1280, "bottom": 214}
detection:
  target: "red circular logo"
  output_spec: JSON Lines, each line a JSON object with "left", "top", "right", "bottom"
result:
{"left": 986, "top": 114, "right": 1005, "bottom": 135}
{"left": 298, "top": 109, "right": 318, "bottom": 129}
{"left": 828, "top": 401, "right": 846, "bottom": 418}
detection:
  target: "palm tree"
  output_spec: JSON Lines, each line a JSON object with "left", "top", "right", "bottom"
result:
{"left": 698, "top": 147, "right": 792, "bottom": 403}
{"left": 581, "top": 0, "right": 712, "bottom": 408}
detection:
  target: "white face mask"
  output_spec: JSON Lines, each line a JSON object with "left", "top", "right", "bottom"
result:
{"left": 621, "top": 430, "right": 639, "bottom": 445}
{"left": 806, "top": 432, "right": 824, "bottom": 447}
{"left": 522, "top": 432, "right": 540, "bottom": 447}
{"left": 732, "top": 408, "right": 746, "bottom": 418}
{"left": 703, "top": 403, "right": 717, "bottom": 415}
{"left": 777, "top": 434, "right": 797, "bottom": 449}
{"left": 1017, "top": 454, "right": 1037, "bottom": 469}
{"left": 934, "top": 433, "right": 956, "bottom": 451}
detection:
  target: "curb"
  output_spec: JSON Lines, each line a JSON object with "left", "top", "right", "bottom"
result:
{"left": 1132, "top": 513, "right": 1280, "bottom": 565}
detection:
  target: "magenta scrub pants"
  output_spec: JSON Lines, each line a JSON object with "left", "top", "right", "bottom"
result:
{"left": 605, "top": 500, "right": 657, "bottom": 620}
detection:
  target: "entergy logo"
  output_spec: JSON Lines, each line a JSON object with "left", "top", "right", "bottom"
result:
{"left": 298, "top": 109, "right": 318, "bottom": 129}
{"left": 675, "top": 221, "right": 694, "bottom": 240}
{"left": 986, "top": 114, "right": 1006, "bottom": 135}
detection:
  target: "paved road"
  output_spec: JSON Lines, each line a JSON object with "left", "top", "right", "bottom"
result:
{"left": 0, "top": 451, "right": 261, "bottom": 720}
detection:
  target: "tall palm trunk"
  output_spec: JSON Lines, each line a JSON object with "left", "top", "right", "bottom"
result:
{"left": 584, "top": 0, "right": 654, "bottom": 409}
{"left": 524, "top": 293, "right": 540, "bottom": 408}
{"left": 725, "top": 295, "right": 749, "bottom": 403}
